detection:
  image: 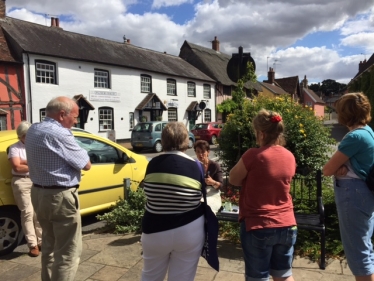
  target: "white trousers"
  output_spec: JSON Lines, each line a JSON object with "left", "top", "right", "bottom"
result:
{"left": 141, "top": 215, "right": 205, "bottom": 281}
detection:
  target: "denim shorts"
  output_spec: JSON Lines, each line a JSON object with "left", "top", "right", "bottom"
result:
{"left": 240, "top": 223, "right": 297, "bottom": 281}
{"left": 334, "top": 178, "right": 374, "bottom": 276}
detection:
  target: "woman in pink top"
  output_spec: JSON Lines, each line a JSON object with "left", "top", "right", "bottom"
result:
{"left": 230, "top": 109, "right": 297, "bottom": 281}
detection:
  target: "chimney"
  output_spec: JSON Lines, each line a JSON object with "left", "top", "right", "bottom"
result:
{"left": 51, "top": 17, "right": 56, "bottom": 27}
{"left": 303, "top": 75, "right": 308, "bottom": 88}
{"left": 127, "top": 39, "right": 130, "bottom": 44}
{"left": 268, "top": 67, "right": 275, "bottom": 84}
{"left": 55, "top": 17, "right": 59, "bottom": 27}
{"left": 0, "top": 0, "right": 6, "bottom": 19}
{"left": 212, "top": 36, "right": 220, "bottom": 52}
{"left": 359, "top": 60, "right": 367, "bottom": 73}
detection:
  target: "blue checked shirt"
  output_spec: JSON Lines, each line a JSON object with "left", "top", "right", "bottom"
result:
{"left": 25, "top": 117, "right": 89, "bottom": 187}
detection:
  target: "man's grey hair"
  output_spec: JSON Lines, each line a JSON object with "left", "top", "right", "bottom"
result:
{"left": 46, "top": 97, "right": 77, "bottom": 116}
{"left": 16, "top": 120, "right": 32, "bottom": 138}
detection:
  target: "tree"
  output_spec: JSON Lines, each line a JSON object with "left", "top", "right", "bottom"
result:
{"left": 319, "top": 79, "right": 346, "bottom": 96}
{"left": 309, "top": 83, "right": 320, "bottom": 93}
{"left": 217, "top": 62, "right": 257, "bottom": 115}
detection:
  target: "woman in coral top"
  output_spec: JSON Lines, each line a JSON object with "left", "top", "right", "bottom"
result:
{"left": 230, "top": 109, "right": 297, "bottom": 281}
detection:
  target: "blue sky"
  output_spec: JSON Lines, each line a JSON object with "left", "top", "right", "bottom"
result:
{"left": 5, "top": 0, "right": 374, "bottom": 84}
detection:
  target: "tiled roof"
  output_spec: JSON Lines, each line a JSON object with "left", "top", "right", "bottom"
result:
{"left": 275, "top": 76, "right": 300, "bottom": 98}
{"left": 0, "top": 21, "right": 18, "bottom": 63}
{"left": 353, "top": 53, "right": 374, "bottom": 79}
{"left": 73, "top": 94, "right": 95, "bottom": 110}
{"left": 179, "top": 40, "right": 262, "bottom": 91}
{"left": 186, "top": 101, "right": 198, "bottom": 111}
{"left": 135, "top": 93, "right": 167, "bottom": 110}
{"left": 0, "top": 17, "right": 215, "bottom": 82}
{"left": 303, "top": 88, "right": 325, "bottom": 104}
{"left": 260, "top": 82, "right": 288, "bottom": 95}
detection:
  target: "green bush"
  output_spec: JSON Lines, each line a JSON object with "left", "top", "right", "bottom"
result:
{"left": 218, "top": 95, "right": 336, "bottom": 171}
{"left": 96, "top": 188, "right": 146, "bottom": 233}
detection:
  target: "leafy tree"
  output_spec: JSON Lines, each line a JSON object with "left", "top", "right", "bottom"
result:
{"left": 309, "top": 83, "right": 320, "bottom": 93}
{"left": 319, "top": 79, "right": 346, "bottom": 96}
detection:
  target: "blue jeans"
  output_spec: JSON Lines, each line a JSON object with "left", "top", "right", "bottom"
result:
{"left": 240, "top": 222, "right": 297, "bottom": 281}
{"left": 334, "top": 178, "right": 374, "bottom": 276}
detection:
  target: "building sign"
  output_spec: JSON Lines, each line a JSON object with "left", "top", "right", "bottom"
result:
{"left": 89, "top": 90, "right": 121, "bottom": 102}
{"left": 167, "top": 100, "right": 179, "bottom": 108}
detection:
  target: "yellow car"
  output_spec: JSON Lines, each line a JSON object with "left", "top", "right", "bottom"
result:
{"left": 0, "top": 128, "right": 148, "bottom": 256}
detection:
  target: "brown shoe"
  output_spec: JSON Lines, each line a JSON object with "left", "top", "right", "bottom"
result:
{"left": 29, "top": 246, "right": 40, "bottom": 257}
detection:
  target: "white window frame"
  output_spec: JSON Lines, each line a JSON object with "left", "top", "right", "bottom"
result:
{"left": 94, "top": 69, "right": 110, "bottom": 88}
{"left": 40, "top": 108, "right": 46, "bottom": 121}
{"left": 168, "top": 108, "right": 178, "bottom": 122}
{"left": 99, "top": 107, "right": 114, "bottom": 131}
{"left": 36, "top": 60, "right": 56, "bottom": 84}
{"left": 187, "top": 82, "right": 196, "bottom": 97}
{"left": 203, "top": 84, "right": 211, "bottom": 99}
{"left": 0, "top": 115, "right": 6, "bottom": 131}
{"left": 167, "top": 79, "right": 177, "bottom": 96}
{"left": 129, "top": 112, "right": 134, "bottom": 129}
{"left": 204, "top": 109, "right": 211, "bottom": 122}
{"left": 141, "top": 75, "right": 152, "bottom": 93}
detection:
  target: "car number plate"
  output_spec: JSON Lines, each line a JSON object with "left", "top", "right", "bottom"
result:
{"left": 136, "top": 143, "right": 143, "bottom": 147}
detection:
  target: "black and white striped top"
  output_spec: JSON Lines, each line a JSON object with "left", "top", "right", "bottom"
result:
{"left": 142, "top": 151, "right": 205, "bottom": 234}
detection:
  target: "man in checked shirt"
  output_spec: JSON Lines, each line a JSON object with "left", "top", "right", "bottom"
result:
{"left": 26, "top": 96, "right": 91, "bottom": 281}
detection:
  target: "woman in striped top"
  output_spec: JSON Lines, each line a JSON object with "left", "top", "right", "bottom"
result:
{"left": 141, "top": 122, "right": 205, "bottom": 281}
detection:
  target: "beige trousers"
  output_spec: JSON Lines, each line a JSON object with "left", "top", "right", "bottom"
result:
{"left": 11, "top": 177, "right": 42, "bottom": 248}
{"left": 31, "top": 186, "right": 82, "bottom": 281}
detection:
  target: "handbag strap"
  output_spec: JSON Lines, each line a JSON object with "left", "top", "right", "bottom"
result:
{"left": 195, "top": 159, "right": 207, "bottom": 203}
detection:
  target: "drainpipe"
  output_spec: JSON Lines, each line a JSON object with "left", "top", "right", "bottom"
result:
{"left": 26, "top": 52, "right": 33, "bottom": 122}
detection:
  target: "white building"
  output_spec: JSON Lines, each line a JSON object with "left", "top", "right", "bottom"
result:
{"left": 0, "top": 15, "right": 215, "bottom": 140}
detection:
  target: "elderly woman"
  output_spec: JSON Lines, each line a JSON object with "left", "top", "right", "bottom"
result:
{"left": 141, "top": 122, "right": 205, "bottom": 281}
{"left": 8, "top": 121, "right": 42, "bottom": 257}
{"left": 194, "top": 140, "right": 223, "bottom": 213}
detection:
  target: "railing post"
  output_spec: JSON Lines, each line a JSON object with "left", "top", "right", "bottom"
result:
{"left": 123, "top": 178, "right": 131, "bottom": 200}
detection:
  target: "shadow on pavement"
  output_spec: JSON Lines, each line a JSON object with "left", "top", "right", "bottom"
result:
{"left": 217, "top": 239, "right": 243, "bottom": 260}
{"left": 108, "top": 235, "right": 141, "bottom": 247}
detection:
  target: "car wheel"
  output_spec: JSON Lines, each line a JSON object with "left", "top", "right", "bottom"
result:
{"left": 154, "top": 141, "right": 163, "bottom": 153}
{"left": 188, "top": 138, "right": 194, "bottom": 149}
{"left": 211, "top": 135, "right": 218, "bottom": 145}
{"left": 0, "top": 210, "right": 22, "bottom": 256}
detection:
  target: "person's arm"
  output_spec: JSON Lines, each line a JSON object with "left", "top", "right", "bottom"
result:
{"left": 322, "top": 151, "right": 349, "bottom": 176}
{"left": 206, "top": 161, "right": 223, "bottom": 189}
{"left": 82, "top": 161, "right": 91, "bottom": 171}
{"left": 229, "top": 158, "right": 248, "bottom": 186}
{"left": 9, "top": 157, "right": 29, "bottom": 173}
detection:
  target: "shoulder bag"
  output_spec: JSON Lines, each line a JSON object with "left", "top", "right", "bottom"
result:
{"left": 195, "top": 159, "right": 220, "bottom": 272}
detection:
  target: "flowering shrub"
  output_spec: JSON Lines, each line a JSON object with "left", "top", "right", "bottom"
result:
{"left": 218, "top": 95, "right": 335, "bottom": 172}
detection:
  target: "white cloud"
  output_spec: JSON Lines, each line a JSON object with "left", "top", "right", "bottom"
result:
{"left": 152, "top": 0, "right": 194, "bottom": 9}
{"left": 4, "top": 0, "right": 374, "bottom": 84}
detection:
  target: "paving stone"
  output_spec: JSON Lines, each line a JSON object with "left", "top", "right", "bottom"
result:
{"left": 0, "top": 264, "right": 40, "bottom": 281}
{"left": 89, "top": 265, "right": 129, "bottom": 281}
{"left": 117, "top": 259, "right": 143, "bottom": 281}
{"left": 0, "top": 260, "right": 18, "bottom": 274}
{"left": 74, "top": 261, "right": 105, "bottom": 281}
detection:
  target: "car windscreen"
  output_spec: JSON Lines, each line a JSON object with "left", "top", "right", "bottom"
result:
{"left": 193, "top": 124, "right": 208, "bottom": 130}
{"left": 133, "top": 123, "right": 152, "bottom": 132}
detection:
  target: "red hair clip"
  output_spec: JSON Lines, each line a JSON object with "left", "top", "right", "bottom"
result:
{"left": 270, "top": 115, "right": 282, "bottom": 123}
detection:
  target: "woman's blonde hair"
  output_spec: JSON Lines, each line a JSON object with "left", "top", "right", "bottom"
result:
{"left": 335, "top": 92, "right": 371, "bottom": 127}
{"left": 161, "top": 122, "right": 189, "bottom": 151}
{"left": 252, "top": 109, "right": 285, "bottom": 146}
